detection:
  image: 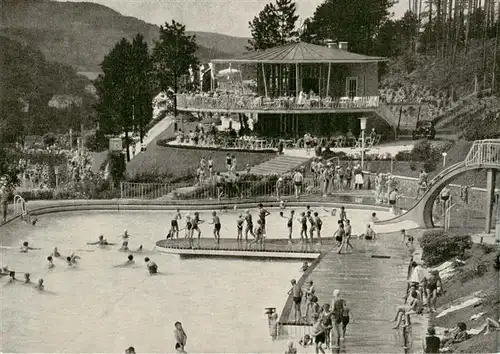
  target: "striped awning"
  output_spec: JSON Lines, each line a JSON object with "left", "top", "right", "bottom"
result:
{"left": 211, "top": 41, "right": 387, "bottom": 64}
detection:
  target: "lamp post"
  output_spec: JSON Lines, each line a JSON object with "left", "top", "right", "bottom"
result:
{"left": 442, "top": 152, "right": 447, "bottom": 167}
{"left": 54, "top": 166, "right": 59, "bottom": 189}
{"left": 359, "top": 117, "right": 368, "bottom": 169}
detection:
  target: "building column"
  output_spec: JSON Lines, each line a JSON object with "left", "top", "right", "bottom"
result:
{"left": 485, "top": 169, "right": 497, "bottom": 233}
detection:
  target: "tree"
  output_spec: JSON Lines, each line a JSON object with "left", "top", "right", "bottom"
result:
{"left": 130, "top": 34, "right": 154, "bottom": 144}
{"left": 95, "top": 38, "right": 134, "bottom": 161}
{"left": 152, "top": 20, "right": 199, "bottom": 116}
{"left": 247, "top": 0, "right": 299, "bottom": 51}
{"left": 301, "top": 0, "right": 396, "bottom": 55}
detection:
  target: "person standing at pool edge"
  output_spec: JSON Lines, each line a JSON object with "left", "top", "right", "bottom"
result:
{"left": 258, "top": 203, "right": 270, "bottom": 237}
{"left": 288, "top": 279, "right": 303, "bottom": 323}
{"left": 209, "top": 211, "right": 221, "bottom": 244}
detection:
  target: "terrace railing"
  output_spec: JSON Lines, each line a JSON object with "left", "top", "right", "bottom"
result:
{"left": 177, "top": 94, "right": 380, "bottom": 111}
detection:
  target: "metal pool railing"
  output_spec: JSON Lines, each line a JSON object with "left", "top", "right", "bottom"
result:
{"left": 119, "top": 179, "right": 360, "bottom": 201}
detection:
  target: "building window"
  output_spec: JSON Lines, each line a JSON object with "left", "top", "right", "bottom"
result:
{"left": 346, "top": 77, "right": 358, "bottom": 98}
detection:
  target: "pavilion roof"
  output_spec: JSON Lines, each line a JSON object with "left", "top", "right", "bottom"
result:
{"left": 211, "top": 41, "right": 387, "bottom": 64}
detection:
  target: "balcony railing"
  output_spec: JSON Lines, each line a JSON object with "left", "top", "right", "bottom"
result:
{"left": 177, "top": 94, "right": 380, "bottom": 111}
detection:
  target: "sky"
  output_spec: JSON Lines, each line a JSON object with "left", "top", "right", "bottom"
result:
{"left": 60, "top": 0, "right": 407, "bottom": 37}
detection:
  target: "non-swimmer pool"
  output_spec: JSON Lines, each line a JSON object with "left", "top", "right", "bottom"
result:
{"left": 0, "top": 207, "right": 417, "bottom": 353}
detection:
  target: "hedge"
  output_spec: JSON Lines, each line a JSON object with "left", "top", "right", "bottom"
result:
{"left": 419, "top": 229, "right": 473, "bottom": 266}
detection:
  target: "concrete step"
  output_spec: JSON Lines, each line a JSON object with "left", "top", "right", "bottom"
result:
{"left": 249, "top": 155, "right": 311, "bottom": 175}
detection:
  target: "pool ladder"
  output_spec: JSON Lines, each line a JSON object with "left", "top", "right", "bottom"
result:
{"left": 13, "top": 195, "right": 28, "bottom": 218}
{"left": 277, "top": 323, "right": 312, "bottom": 340}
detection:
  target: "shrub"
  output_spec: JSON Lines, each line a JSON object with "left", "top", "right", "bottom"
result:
{"left": 42, "top": 133, "right": 57, "bottom": 147}
{"left": 419, "top": 229, "right": 473, "bottom": 266}
{"left": 84, "top": 131, "right": 108, "bottom": 152}
{"left": 107, "top": 152, "right": 126, "bottom": 188}
{"left": 395, "top": 150, "right": 412, "bottom": 161}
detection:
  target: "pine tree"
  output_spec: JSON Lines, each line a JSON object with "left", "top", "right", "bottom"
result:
{"left": 301, "top": 0, "right": 395, "bottom": 54}
{"left": 152, "top": 20, "right": 199, "bottom": 116}
{"left": 247, "top": 0, "right": 299, "bottom": 51}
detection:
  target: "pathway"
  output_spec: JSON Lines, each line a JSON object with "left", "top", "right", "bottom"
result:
{"left": 280, "top": 231, "right": 413, "bottom": 353}
{"left": 126, "top": 115, "right": 175, "bottom": 161}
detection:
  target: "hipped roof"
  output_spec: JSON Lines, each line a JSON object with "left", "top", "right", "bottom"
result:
{"left": 211, "top": 41, "right": 387, "bottom": 64}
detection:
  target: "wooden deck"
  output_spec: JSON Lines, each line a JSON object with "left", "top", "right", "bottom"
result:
{"left": 156, "top": 237, "right": 336, "bottom": 260}
{"left": 278, "top": 231, "right": 414, "bottom": 352}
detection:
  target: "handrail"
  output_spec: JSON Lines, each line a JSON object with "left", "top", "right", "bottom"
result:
{"left": 13, "top": 194, "right": 28, "bottom": 217}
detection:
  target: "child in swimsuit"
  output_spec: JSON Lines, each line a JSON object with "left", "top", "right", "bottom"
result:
{"left": 191, "top": 212, "right": 203, "bottom": 239}
{"left": 298, "top": 212, "right": 308, "bottom": 243}
{"left": 281, "top": 210, "right": 295, "bottom": 243}
{"left": 313, "top": 212, "right": 323, "bottom": 244}
{"left": 47, "top": 256, "right": 55, "bottom": 269}
{"left": 248, "top": 219, "right": 264, "bottom": 247}
{"left": 244, "top": 210, "right": 255, "bottom": 241}
{"left": 210, "top": 211, "right": 221, "bottom": 244}
{"left": 236, "top": 214, "right": 244, "bottom": 241}
{"left": 402, "top": 229, "right": 414, "bottom": 248}
{"left": 307, "top": 211, "right": 316, "bottom": 242}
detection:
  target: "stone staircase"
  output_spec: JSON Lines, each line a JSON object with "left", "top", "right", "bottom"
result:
{"left": 248, "top": 155, "right": 311, "bottom": 175}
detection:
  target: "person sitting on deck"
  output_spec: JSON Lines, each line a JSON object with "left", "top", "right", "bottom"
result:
{"left": 423, "top": 326, "right": 441, "bottom": 353}
{"left": 299, "top": 334, "right": 313, "bottom": 347}
{"left": 393, "top": 290, "right": 421, "bottom": 329}
{"left": 301, "top": 262, "right": 309, "bottom": 272}
{"left": 442, "top": 322, "right": 470, "bottom": 346}
{"left": 360, "top": 224, "right": 376, "bottom": 240}
{"left": 284, "top": 341, "right": 297, "bottom": 354}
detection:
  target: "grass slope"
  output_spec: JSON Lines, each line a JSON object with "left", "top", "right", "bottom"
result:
{"left": 430, "top": 244, "right": 500, "bottom": 354}
{"left": 126, "top": 122, "right": 276, "bottom": 180}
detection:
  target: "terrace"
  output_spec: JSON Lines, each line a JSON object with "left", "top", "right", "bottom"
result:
{"left": 177, "top": 41, "right": 386, "bottom": 115}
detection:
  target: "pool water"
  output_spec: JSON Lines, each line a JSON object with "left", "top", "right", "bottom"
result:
{"left": 0, "top": 208, "right": 417, "bottom": 353}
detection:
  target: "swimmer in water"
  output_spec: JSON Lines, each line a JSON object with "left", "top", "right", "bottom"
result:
{"left": 66, "top": 256, "right": 74, "bottom": 266}
{"left": 122, "top": 229, "right": 130, "bottom": 239}
{"left": 36, "top": 279, "right": 44, "bottom": 291}
{"left": 8, "top": 271, "right": 17, "bottom": 283}
{"left": 87, "top": 235, "right": 115, "bottom": 246}
{"left": 52, "top": 247, "right": 61, "bottom": 258}
{"left": 20, "top": 241, "right": 41, "bottom": 253}
{"left": 236, "top": 214, "right": 244, "bottom": 241}
{"left": 280, "top": 200, "right": 287, "bottom": 210}
{"left": 24, "top": 273, "right": 31, "bottom": 284}
{"left": 47, "top": 256, "right": 55, "bottom": 269}
{"left": 144, "top": 257, "right": 158, "bottom": 274}
{"left": 115, "top": 254, "right": 135, "bottom": 267}
{"left": 322, "top": 208, "right": 337, "bottom": 217}
{"left": 370, "top": 212, "right": 379, "bottom": 223}
{"left": 0, "top": 266, "right": 11, "bottom": 276}
{"left": 120, "top": 240, "right": 130, "bottom": 252}
{"left": 301, "top": 262, "right": 309, "bottom": 272}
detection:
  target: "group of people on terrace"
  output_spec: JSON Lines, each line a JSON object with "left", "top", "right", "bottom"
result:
{"left": 177, "top": 89, "right": 379, "bottom": 110}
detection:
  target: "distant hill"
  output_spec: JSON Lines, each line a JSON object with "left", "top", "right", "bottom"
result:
{"left": 0, "top": 0, "right": 249, "bottom": 72}
{"left": 0, "top": 34, "right": 96, "bottom": 138}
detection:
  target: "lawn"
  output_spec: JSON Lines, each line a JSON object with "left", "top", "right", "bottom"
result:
{"left": 126, "top": 122, "right": 276, "bottom": 180}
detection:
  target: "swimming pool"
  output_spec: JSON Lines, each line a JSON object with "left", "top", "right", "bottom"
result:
{"left": 0, "top": 207, "right": 417, "bottom": 353}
